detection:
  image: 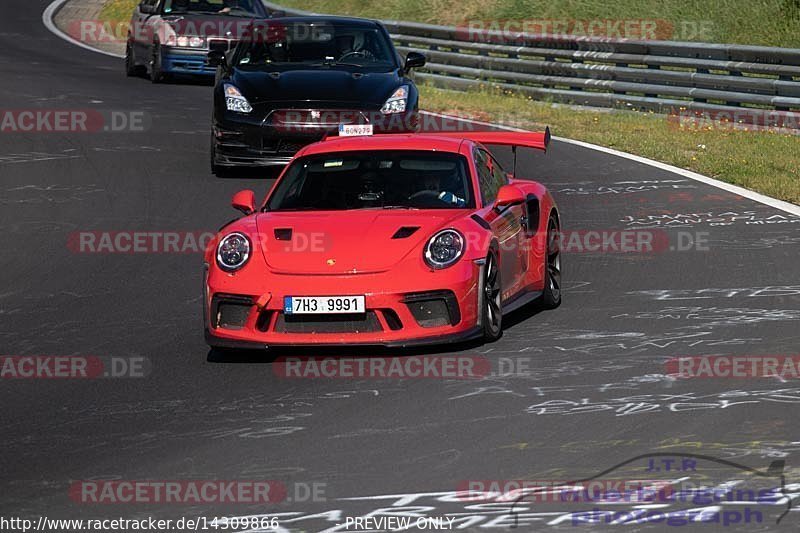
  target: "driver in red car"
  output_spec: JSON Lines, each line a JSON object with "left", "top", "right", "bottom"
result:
{"left": 418, "top": 173, "right": 467, "bottom": 207}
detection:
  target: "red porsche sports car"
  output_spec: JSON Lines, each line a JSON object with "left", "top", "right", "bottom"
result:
{"left": 204, "top": 129, "right": 561, "bottom": 349}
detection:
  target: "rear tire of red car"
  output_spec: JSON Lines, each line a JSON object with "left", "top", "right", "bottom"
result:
{"left": 540, "top": 215, "right": 562, "bottom": 309}
{"left": 481, "top": 251, "right": 503, "bottom": 342}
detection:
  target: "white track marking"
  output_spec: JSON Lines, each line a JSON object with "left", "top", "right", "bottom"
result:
{"left": 39, "top": 9, "right": 800, "bottom": 215}
{"left": 555, "top": 137, "right": 800, "bottom": 216}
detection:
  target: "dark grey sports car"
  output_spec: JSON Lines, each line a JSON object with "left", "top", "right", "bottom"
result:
{"left": 209, "top": 16, "right": 425, "bottom": 175}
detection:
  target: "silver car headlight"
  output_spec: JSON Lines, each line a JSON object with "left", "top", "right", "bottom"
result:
{"left": 224, "top": 84, "right": 253, "bottom": 114}
{"left": 424, "top": 229, "right": 464, "bottom": 269}
{"left": 380, "top": 85, "right": 409, "bottom": 115}
{"left": 216, "top": 232, "right": 251, "bottom": 271}
{"left": 176, "top": 35, "right": 205, "bottom": 47}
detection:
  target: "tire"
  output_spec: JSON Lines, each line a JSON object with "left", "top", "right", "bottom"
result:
{"left": 212, "top": 164, "right": 236, "bottom": 178}
{"left": 480, "top": 251, "right": 503, "bottom": 342}
{"left": 150, "top": 43, "right": 167, "bottom": 83}
{"left": 540, "top": 215, "right": 562, "bottom": 309}
{"left": 124, "top": 41, "right": 142, "bottom": 77}
{"left": 210, "top": 133, "right": 236, "bottom": 177}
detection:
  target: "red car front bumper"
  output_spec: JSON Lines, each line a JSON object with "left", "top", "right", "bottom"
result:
{"left": 204, "top": 259, "right": 484, "bottom": 348}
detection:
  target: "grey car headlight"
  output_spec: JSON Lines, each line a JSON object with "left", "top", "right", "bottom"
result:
{"left": 224, "top": 84, "right": 253, "bottom": 114}
{"left": 380, "top": 85, "right": 409, "bottom": 115}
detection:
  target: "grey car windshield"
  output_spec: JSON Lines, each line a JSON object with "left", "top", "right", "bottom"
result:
{"left": 267, "top": 151, "right": 475, "bottom": 211}
{"left": 236, "top": 23, "right": 396, "bottom": 69}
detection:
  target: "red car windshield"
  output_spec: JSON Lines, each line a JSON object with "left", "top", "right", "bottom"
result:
{"left": 267, "top": 151, "right": 475, "bottom": 211}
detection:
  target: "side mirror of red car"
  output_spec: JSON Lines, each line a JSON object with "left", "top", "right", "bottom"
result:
{"left": 494, "top": 185, "right": 525, "bottom": 210}
{"left": 232, "top": 189, "right": 256, "bottom": 215}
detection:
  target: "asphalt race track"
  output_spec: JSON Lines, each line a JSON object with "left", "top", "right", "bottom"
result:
{"left": 2, "top": 1, "right": 800, "bottom": 531}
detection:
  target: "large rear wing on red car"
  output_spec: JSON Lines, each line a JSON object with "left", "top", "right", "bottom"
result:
{"left": 422, "top": 127, "right": 551, "bottom": 153}
{"left": 424, "top": 127, "right": 551, "bottom": 178}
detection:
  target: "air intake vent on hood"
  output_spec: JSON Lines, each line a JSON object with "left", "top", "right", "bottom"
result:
{"left": 392, "top": 226, "right": 420, "bottom": 239}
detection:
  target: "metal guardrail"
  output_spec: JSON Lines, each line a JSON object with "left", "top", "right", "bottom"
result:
{"left": 262, "top": 1, "right": 800, "bottom": 124}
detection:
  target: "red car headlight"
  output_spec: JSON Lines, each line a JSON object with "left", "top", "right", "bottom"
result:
{"left": 424, "top": 229, "right": 464, "bottom": 269}
{"left": 216, "top": 232, "right": 251, "bottom": 272}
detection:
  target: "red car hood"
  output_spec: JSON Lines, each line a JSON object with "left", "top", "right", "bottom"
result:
{"left": 254, "top": 210, "right": 466, "bottom": 274}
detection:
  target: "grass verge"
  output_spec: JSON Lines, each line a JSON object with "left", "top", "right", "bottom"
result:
{"left": 279, "top": 0, "right": 800, "bottom": 48}
{"left": 98, "top": 0, "right": 135, "bottom": 28}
